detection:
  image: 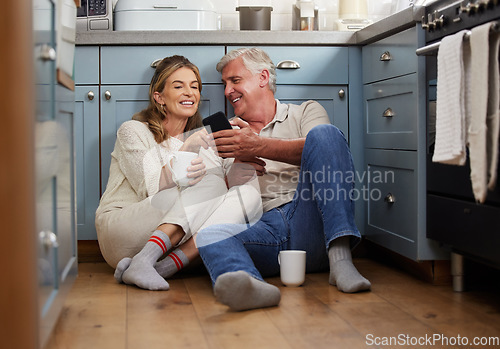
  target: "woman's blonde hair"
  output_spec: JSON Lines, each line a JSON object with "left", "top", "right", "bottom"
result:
{"left": 133, "top": 55, "right": 203, "bottom": 143}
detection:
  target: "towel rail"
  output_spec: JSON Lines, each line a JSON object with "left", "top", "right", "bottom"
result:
{"left": 416, "top": 21, "right": 500, "bottom": 56}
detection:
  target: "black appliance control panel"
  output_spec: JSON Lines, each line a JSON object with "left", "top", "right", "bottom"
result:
{"left": 423, "top": 0, "right": 500, "bottom": 42}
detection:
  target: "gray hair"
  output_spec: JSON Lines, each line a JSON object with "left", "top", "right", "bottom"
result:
{"left": 216, "top": 47, "right": 277, "bottom": 93}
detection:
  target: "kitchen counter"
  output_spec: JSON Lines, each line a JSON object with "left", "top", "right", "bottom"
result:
{"left": 76, "top": 6, "right": 424, "bottom": 46}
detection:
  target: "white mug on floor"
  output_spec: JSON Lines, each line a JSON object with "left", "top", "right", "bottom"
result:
{"left": 166, "top": 151, "right": 198, "bottom": 187}
{"left": 278, "top": 250, "right": 306, "bottom": 287}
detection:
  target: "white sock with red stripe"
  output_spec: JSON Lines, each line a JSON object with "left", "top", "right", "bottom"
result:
{"left": 121, "top": 230, "right": 172, "bottom": 291}
{"left": 155, "top": 249, "right": 189, "bottom": 279}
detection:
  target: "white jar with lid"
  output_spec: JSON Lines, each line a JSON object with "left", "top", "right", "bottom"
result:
{"left": 337, "top": 0, "right": 371, "bottom": 31}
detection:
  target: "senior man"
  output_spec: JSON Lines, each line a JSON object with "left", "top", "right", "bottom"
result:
{"left": 196, "top": 47, "right": 370, "bottom": 311}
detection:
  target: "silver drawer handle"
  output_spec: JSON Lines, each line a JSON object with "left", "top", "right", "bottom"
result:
{"left": 277, "top": 60, "right": 300, "bottom": 69}
{"left": 384, "top": 193, "right": 396, "bottom": 204}
{"left": 39, "top": 44, "right": 56, "bottom": 62}
{"left": 383, "top": 108, "right": 395, "bottom": 117}
{"left": 39, "top": 231, "right": 59, "bottom": 249}
{"left": 153, "top": 5, "right": 177, "bottom": 9}
{"left": 380, "top": 51, "right": 392, "bottom": 61}
{"left": 151, "top": 59, "right": 162, "bottom": 68}
{"left": 104, "top": 90, "right": 112, "bottom": 100}
{"left": 87, "top": 91, "right": 95, "bottom": 101}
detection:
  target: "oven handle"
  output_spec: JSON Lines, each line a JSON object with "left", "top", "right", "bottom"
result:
{"left": 416, "top": 21, "right": 500, "bottom": 56}
{"left": 415, "top": 41, "right": 441, "bottom": 56}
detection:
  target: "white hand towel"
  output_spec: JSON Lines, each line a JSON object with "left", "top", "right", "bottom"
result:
{"left": 486, "top": 27, "right": 500, "bottom": 191}
{"left": 433, "top": 30, "right": 469, "bottom": 165}
{"left": 468, "top": 23, "right": 494, "bottom": 203}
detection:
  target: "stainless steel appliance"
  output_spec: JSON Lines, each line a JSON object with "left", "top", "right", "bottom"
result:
{"left": 76, "top": 0, "right": 113, "bottom": 31}
{"left": 416, "top": 0, "right": 500, "bottom": 290}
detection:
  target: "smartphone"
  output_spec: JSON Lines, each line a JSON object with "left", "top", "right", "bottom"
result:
{"left": 202, "top": 111, "right": 232, "bottom": 133}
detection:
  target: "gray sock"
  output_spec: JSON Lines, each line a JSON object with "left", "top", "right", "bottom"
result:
{"left": 121, "top": 230, "right": 172, "bottom": 291}
{"left": 214, "top": 271, "right": 281, "bottom": 311}
{"left": 115, "top": 249, "right": 189, "bottom": 282}
{"left": 114, "top": 257, "right": 132, "bottom": 283}
{"left": 155, "top": 249, "right": 189, "bottom": 278}
{"left": 328, "top": 236, "right": 371, "bottom": 293}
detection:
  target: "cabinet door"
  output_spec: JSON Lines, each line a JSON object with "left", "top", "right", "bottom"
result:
{"left": 35, "top": 71, "right": 58, "bottom": 349}
{"left": 100, "top": 84, "right": 225, "bottom": 191}
{"left": 75, "top": 86, "right": 100, "bottom": 240}
{"left": 37, "top": 86, "right": 78, "bottom": 348}
{"left": 364, "top": 149, "right": 447, "bottom": 261}
{"left": 100, "top": 85, "right": 150, "bottom": 193}
{"left": 54, "top": 85, "right": 78, "bottom": 287}
{"left": 35, "top": 1, "right": 78, "bottom": 344}
{"left": 364, "top": 149, "right": 419, "bottom": 259}
{"left": 277, "top": 85, "right": 349, "bottom": 140}
{"left": 226, "top": 85, "right": 349, "bottom": 141}
{"left": 34, "top": 0, "right": 58, "bottom": 344}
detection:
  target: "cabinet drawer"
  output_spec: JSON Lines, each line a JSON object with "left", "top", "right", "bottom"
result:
{"left": 364, "top": 73, "right": 418, "bottom": 150}
{"left": 227, "top": 46, "right": 349, "bottom": 85}
{"left": 365, "top": 149, "right": 418, "bottom": 257}
{"left": 74, "top": 46, "right": 99, "bottom": 85}
{"left": 362, "top": 27, "right": 418, "bottom": 84}
{"left": 101, "top": 46, "right": 225, "bottom": 84}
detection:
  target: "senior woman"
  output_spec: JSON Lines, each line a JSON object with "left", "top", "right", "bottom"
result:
{"left": 95, "top": 55, "right": 262, "bottom": 291}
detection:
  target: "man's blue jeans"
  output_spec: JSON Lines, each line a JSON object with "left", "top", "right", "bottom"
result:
{"left": 197, "top": 124, "right": 361, "bottom": 284}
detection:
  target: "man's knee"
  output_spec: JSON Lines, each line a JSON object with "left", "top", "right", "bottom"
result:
{"left": 306, "top": 124, "right": 347, "bottom": 148}
{"left": 196, "top": 224, "right": 247, "bottom": 248}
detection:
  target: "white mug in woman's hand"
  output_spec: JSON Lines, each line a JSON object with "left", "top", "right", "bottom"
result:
{"left": 167, "top": 151, "right": 198, "bottom": 187}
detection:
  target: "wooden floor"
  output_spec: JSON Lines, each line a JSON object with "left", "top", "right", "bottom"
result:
{"left": 46, "top": 258, "right": 500, "bottom": 349}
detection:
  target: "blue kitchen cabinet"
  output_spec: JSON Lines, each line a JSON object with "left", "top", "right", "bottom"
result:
{"left": 74, "top": 85, "right": 100, "bottom": 240}
{"left": 100, "top": 46, "right": 225, "bottom": 85}
{"left": 74, "top": 44, "right": 367, "bottom": 241}
{"left": 362, "top": 27, "right": 447, "bottom": 261}
{"left": 274, "top": 85, "right": 349, "bottom": 141}
{"left": 99, "top": 84, "right": 150, "bottom": 192}
{"left": 74, "top": 46, "right": 100, "bottom": 240}
{"left": 34, "top": 0, "right": 77, "bottom": 345}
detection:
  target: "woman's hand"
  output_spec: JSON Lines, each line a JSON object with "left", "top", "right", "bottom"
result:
{"left": 186, "top": 157, "right": 206, "bottom": 186}
{"left": 180, "top": 128, "right": 212, "bottom": 153}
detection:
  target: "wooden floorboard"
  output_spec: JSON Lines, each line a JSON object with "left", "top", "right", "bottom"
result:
{"left": 45, "top": 258, "right": 500, "bottom": 349}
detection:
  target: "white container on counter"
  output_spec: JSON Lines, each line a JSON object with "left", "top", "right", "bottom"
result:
{"left": 114, "top": 0, "right": 218, "bottom": 30}
{"left": 337, "top": 0, "right": 371, "bottom": 31}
